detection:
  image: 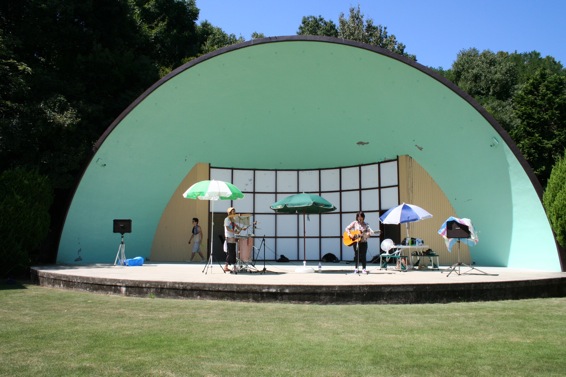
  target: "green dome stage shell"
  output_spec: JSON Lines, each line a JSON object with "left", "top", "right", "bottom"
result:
{"left": 56, "top": 36, "right": 563, "bottom": 272}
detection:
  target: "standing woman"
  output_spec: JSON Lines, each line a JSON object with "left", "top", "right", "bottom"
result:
{"left": 345, "top": 211, "right": 379, "bottom": 274}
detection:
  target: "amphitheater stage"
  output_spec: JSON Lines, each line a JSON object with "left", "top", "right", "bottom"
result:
{"left": 31, "top": 262, "right": 566, "bottom": 304}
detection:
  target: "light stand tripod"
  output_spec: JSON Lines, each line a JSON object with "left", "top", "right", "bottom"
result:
{"left": 114, "top": 233, "right": 126, "bottom": 266}
{"left": 446, "top": 239, "right": 466, "bottom": 276}
{"left": 112, "top": 219, "right": 131, "bottom": 266}
{"left": 444, "top": 220, "right": 487, "bottom": 277}
{"left": 445, "top": 239, "right": 487, "bottom": 276}
{"left": 202, "top": 236, "right": 226, "bottom": 275}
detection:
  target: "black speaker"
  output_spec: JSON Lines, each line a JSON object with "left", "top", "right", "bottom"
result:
{"left": 113, "top": 219, "right": 132, "bottom": 234}
{"left": 446, "top": 220, "right": 470, "bottom": 238}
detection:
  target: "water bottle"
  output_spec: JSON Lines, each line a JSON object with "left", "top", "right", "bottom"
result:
{"left": 318, "top": 262, "right": 322, "bottom": 272}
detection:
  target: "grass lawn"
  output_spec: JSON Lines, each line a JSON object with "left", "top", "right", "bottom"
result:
{"left": 1, "top": 281, "right": 565, "bottom": 376}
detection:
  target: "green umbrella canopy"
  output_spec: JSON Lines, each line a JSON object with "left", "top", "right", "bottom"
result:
{"left": 271, "top": 193, "right": 336, "bottom": 265}
{"left": 270, "top": 193, "right": 336, "bottom": 214}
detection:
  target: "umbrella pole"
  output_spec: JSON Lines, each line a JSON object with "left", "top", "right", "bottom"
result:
{"left": 202, "top": 200, "right": 216, "bottom": 274}
{"left": 303, "top": 211, "right": 306, "bottom": 266}
{"left": 293, "top": 210, "right": 314, "bottom": 273}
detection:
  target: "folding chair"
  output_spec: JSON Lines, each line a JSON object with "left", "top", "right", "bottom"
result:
{"left": 379, "top": 239, "right": 405, "bottom": 271}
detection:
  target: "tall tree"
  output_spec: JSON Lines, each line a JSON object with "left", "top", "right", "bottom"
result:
{"left": 251, "top": 32, "right": 265, "bottom": 39}
{"left": 448, "top": 48, "right": 517, "bottom": 101}
{"left": 297, "top": 15, "right": 338, "bottom": 37}
{"left": 509, "top": 51, "right": 565, "bottom": 84}
{"left": 0, "top": 0, "right": 161, "bottom": 188}
{"left": 512, "top": 69, "right": 566, "bottom": 186}
{"left": 445, "top": 49, "right": 519, "bottom": 132}
{"left": 543, "top": 149, "right": 566, "bottom": 248}
{"left": 0, "top": 18, "right": 84, "bottom": 188}
{"left": 338, "top": 5, "right": 415, "bottom": 60}
{"left": 129, "top": 0, "right": 200, "bottom": 73}
{"left": 297, "top": 5, "right": 415, "bottom": 60}
{"left": 196, "top": 21, "right": 244, "bottom": 56}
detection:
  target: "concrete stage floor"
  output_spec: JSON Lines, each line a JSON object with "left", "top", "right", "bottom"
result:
{"left": 31, "top": 261, "right": 566, "bottom": 304}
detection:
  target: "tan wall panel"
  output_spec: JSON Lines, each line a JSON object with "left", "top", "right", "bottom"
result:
{"left": 150, "top": 163, "right": 210, "bottom": 262}
{"left": 399, "top": 155, "right": 471, "bottom": 266}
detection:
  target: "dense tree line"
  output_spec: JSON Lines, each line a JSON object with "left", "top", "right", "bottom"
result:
{"left": 1, "top": 1, "right": 564, "bottom": 276}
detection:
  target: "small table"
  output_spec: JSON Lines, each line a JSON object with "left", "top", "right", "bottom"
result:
{"left": 380, "top": 245, "right": 431, "bottom": 271}
{"left": 393, "top": 245, "right": 430, "bottom": 268}
{"left": 394, "top": 245, "right": 430, "bottom": 254}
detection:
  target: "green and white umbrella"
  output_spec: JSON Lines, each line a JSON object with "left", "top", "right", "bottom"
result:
{"left": 183, "top": 179, "right": 244, "bottom": 201}
{"left": 183, "top": 180, "right": 244, "bottom": 273}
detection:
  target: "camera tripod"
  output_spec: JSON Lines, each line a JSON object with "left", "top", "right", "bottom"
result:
{"left": 114, "top": 233, "right": 126, "bottom": 266}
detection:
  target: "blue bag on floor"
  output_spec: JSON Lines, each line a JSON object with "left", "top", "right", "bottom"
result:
{"left": 125, "top": 256, "right": 144, "bottom": 266}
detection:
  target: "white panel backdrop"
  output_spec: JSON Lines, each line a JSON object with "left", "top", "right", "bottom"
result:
{"left": 255, "top": 170, "right": 275, "bottom": 192}
{"left": 209, "top": 160, "right": 398, "bottom": 261}
{"left": 321, "top": 169, "right": 340, "bottom": 191}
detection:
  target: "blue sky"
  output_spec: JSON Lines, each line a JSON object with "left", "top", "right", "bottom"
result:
{"left": 196, "top": 0, "right": 565, "bottom": 69}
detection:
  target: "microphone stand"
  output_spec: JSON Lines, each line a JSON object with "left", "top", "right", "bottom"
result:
{"left": 251, "top": 235, "right": 268, "bottom": 274}
{"left": 258, "top": 236, "right": 267, "bottom": 274}
{"left": 354, "top": 241, "right": 360, "bottom": 275}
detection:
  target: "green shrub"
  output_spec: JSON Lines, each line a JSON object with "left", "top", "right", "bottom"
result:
{"left": 0, "top": 167, "right": 53, "bottom": 278}
{"left": 543, "top": 149, "right": 566, "bottom": 248}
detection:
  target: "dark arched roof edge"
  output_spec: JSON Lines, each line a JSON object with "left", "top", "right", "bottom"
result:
{"left": 92, "top": 35, "right": 544, "bottom": 199}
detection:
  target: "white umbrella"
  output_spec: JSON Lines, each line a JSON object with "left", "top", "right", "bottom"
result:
{"left": 379, "top": 202, "right": 432, "bottom": 239}
{"left": 183, "top": 180, "right": 244, "bottom": 273}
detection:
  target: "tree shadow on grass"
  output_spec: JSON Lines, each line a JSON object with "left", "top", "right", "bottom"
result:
{"left": 0, "top": 278, "right": 28, "bottom": 290}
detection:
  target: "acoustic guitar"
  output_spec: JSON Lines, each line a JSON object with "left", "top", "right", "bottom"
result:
{"left": 343, "top": 230, "right": 363, "bottom": 246}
